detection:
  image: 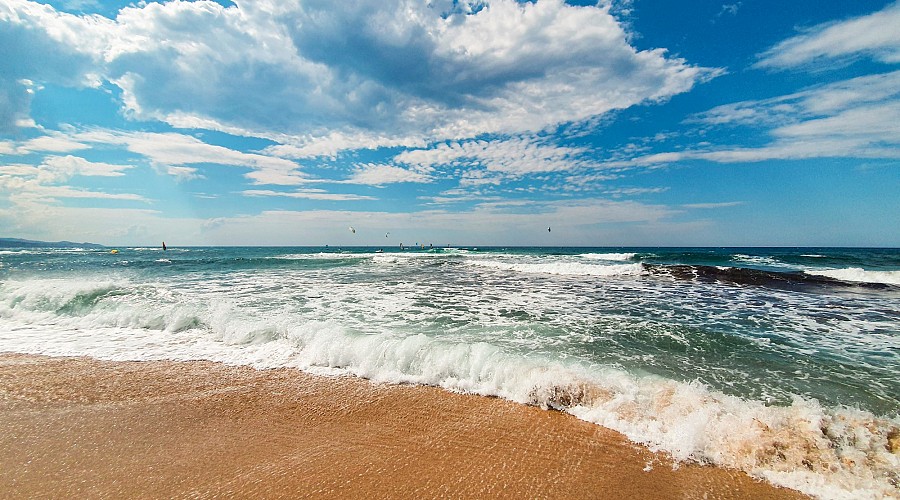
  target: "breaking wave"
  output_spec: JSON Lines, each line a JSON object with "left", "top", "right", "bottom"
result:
{"left": 806, "top": 268, "right": 900, "bottom": 286}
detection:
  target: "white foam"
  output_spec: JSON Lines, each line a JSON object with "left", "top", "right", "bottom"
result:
{"left": 580, "top": 252, "right": 637, "bottom": 261}
{"left": 806, "top": 268, "right": 900, "bottom": 286}
{"left": 467, "top": 259, "right": 644, "bottom": 277}
{"left": 732, "top": 254, "right": 797, "bottom": 269}
{"left": 274, "top": 252, "right": 363, "bottom": 260}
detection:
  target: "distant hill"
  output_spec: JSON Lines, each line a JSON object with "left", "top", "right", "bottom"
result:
{"left": 0, "top": 237, "right": 105, "bottom": 249}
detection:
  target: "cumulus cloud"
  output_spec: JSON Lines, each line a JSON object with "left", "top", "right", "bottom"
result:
{"left": 0, "top": 1, "right": 110, "bottom": 131}
{"left": 756, "top": 2, "right": 900, "bottom": 69}
{"left": 4, "top": 0, "right": 716, "bottom": 151}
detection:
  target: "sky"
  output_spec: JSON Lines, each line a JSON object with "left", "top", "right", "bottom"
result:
{"left": 1, "top": 0, "right": 898, "bottom": 247}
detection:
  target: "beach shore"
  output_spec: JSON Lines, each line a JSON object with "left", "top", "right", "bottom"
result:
{"left": 0, "top": 353, "right": 807, "bottom": 499}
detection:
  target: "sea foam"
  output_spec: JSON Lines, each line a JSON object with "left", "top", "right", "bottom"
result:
{"left": 467, "top": 259, "right": 644, "bottom": 277}
{"left": 579, "top": 252, "right": 637, "bottom": 261}
{"left": 806, "top": 268, "right": 900, "bottom": 286}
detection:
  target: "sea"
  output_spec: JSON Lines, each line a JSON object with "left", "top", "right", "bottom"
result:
{"left": 1, "top": 246, "right": 898, "bottom": 499}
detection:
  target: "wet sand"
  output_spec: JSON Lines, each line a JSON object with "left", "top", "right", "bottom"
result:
{"left": 0, "top": 353, "right": 807, "bottom": 499}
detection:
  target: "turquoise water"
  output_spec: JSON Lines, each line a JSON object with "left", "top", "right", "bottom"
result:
{"left": 1, "top": 246, "right": 898, "bottom": 498}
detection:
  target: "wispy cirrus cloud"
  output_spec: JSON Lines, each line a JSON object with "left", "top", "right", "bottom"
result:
{"left": 617, "top": 69, "right": 900, "bottom": 167}
{"left": 682, "top": 201, "right": 744, "bottom": 209}
{"left": 755, "top": 1, "right": 900, "bottom": 69}
{"left": 242, "top": 188, "right": 376, "bottom": 201}
{"left": 3, "top": 128, "right": 308, "bottom": 185}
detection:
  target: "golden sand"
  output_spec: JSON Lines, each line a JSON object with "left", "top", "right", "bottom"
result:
{"left": 0, "top": 354, "right": 807, "bottom": 499}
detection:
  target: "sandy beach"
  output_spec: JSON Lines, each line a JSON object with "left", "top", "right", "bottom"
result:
{"left": 0, "top": 353, "right": 808, "bottom": 499}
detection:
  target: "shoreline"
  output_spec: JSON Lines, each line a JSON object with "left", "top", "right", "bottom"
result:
{"left": 0, "top": 353, "right": 807, "bottom": 499}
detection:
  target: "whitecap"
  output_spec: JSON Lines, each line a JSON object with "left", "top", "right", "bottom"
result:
{"left": 806, "top": 268, "right": 900, "bottom": 286}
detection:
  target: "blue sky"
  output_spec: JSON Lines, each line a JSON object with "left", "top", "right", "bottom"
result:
{"left": 1, "top": 0, "right": 898, "bottom": 246}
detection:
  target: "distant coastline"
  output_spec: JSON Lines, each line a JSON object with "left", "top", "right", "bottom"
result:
{"left": 0, "top": 237, "right": 105, "bottom": 249}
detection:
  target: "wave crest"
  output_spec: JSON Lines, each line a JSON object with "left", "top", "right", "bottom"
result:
{"left": 806, "top": 268, "right": 900, "bottom": 286}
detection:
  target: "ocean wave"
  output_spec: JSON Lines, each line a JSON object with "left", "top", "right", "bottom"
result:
{"left": 806, "top": 268, "right": 900, "bottom": 286}
{"left": 0, "top": 278, "right": 203, "bottom": 333}
{"left": 467, "top": 260, "right": 645, "bottom": 277}
{"left": 579, "top": 252, "right": 637, "bottom": 261}
{"left": 0, "top": 305, "right": 896, "bottom": 499}
{"left": 647, "top": 264, "right": 896, "bottom": 291}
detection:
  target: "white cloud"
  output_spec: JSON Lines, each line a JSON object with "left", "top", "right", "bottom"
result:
{"left": 12, "top": 133, "right": 90, "bottom": 154}
{"left": 682, "top": 201, "right": 744, "bottom": 209}
{"left": 41, "top": 155, "right": 133, "bottom": 179}
{"left": 242, "top": 189, "right": 376, "bottom": 201}
{"left": 624, "top": 71, "right": 900, "bottom": 166}
{"left": 0, "top": 0, "right": 112, "bottom": 131}
{"left": 691, "top": 71, "right": 900, "bottom": 128}
{"left": 4, "top": 0, "right": 716, "bottom": 152}
{"left": 605, "top": 186, "right": 669, "bottom": 198}
{"left": 344, "top": 163, "right": 433, "bottom": 186}
{"left": 0, "top": 153, "right": 145, "bottom": 204}
{"left": 0, "top": 174, "right": 148, "bottom": 204}
{"left": 756, "top": 2, "right": 900, "bottom": 69}
{"left": 190, "top": 198, "right": 678, "bottom": 246}
{"left": 396, "top": 136, "right": 590, "bottom": 176}
{"left": 2, "top": 152, "right": 133, "bottom": 182}
{"left": 717, "top": 3, "right": 741, "bottom": 18}
{"left": 49, "top": 129, "right": 308, "bottom": 185}
{"left": 165, "top": 166, "right": 204, "bottom": 182}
